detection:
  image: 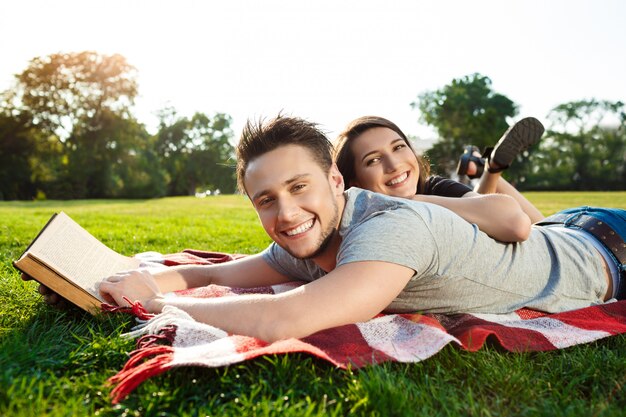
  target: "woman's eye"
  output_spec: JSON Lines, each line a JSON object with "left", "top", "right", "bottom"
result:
{"left": 292, "top": 184, "right": 306, "bottom": 192}
{"left": 366, "top": 157, "right": 380, "bottom": 166}
{"left": 393, "top": 144, "right": 407, "bottom": 151}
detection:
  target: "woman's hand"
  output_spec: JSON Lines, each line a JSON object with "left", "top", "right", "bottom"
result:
{"left": 98, "top": 269, "right": 164, "bottom": 312}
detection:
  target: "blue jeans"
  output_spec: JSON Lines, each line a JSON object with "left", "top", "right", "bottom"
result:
{"left": 541, "top": 206, "right": 626, "bottom": 298}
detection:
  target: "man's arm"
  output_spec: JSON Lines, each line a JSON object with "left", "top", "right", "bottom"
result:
{"left": 411, "top": 192, "right": 532, "bottom": 242}
{"left": 99, "top": 260, "right": 415, "bottom": 342}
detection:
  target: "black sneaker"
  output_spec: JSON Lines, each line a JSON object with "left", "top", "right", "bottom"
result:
{"left": 456, "top": 145, "right": 485, "bottom": 179}
{"left": 487, "top": 117, "right": 544, "bottom": 173}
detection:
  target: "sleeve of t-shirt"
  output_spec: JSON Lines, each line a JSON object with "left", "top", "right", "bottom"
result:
{"left": 423, "top": 175, "right": 472, "bottom": 198}
{"left": 335, "top": 206, "right": 440, "bottom": 278}
{"left": 261, "top": 243, "right": 326, "bottom": 282}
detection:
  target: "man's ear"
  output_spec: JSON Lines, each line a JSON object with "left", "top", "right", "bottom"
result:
{"left": 329, "top": 163, "right": 345, "bottom": 195}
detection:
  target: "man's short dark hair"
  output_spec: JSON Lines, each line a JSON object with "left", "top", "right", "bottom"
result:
{"left": 236, "top": 114, "right": 334, "bottom": 194}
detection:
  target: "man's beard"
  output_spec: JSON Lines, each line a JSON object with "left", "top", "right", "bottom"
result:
{"left": 302, "top": 217, "right": 337, "bottom": 259}
{"left": 284, "top": 196, "right": 340, "bottom": 260}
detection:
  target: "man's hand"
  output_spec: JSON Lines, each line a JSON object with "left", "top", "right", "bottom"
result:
{"left": 21, "top": 273, "right": 69, "bottom": 309}
{"left": 98, "top": 269, "right": 164, "bottom": 312}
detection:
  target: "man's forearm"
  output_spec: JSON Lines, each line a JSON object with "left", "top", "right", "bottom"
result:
{"left": 146, "top": 292, "right": 298, "bottom": 342}
{"left": 144, "top": 261, "right": 415, "bottom": 343}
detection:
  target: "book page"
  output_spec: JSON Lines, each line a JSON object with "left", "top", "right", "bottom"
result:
{"left": 28, "top": 212, "right": 141, "bottom": 299}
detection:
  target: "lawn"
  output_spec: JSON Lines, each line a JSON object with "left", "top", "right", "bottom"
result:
{"left": 1, "top": 192, "right": 626, "bottom": 417}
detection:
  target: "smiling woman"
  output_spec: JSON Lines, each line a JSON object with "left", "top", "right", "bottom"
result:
{"left": 334, "top": 115, "right": 534, "bottom": 243}
{"left": 337, "top": 122, "right": 429, "bottom": 199}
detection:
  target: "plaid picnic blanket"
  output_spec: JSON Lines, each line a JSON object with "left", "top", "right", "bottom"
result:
{"left": 107, "top": 250, "right": 626, "bottom": 403}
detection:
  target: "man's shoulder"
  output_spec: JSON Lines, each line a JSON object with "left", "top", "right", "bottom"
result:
{"left": 344, "top": 187, "right": 407, "bottom": 211}
{"left": 343, "top": 187, "right": 451, "bottom": 219}
{"left": 262, "top": 243, "right": 324, "bottom": 281}
{"left": 341, "top": 187, "right": 441, "bottom": 234}
{"left": 342, "top": 188, "right": 399, "bottom": 225}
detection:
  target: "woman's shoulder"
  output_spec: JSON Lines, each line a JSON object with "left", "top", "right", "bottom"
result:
{"left": 423, "top": 175, "right": 473, "bottom": 198}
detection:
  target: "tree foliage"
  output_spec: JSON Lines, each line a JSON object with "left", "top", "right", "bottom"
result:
{"left": 518, "top": 99, "right": 626, "bottom": 190}
{"left": 2, "top": 56, "right": 623, "bottom": 199}
{"left": 156, "top": 108, "right": 236, "bottom": 196}
{"left": 0, "top": 111, "right": 38, "bottom": 200}
{"left": 412, "top": 74, "right": 625, "bottom": 190}
{"left": 9, "top": 51, "right": 137, "bottom": 138}
{"left": 1, "top": 51, "right": 146, "bottom": 199}
{"left": 413, "top": 73, "right": 517, "bottom": 176}
{"left": 0, "top": 52, "right": 236, "bottom": 200}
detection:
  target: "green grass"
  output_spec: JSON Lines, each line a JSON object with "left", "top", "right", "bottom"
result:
{"left": 1, "top": 192, "right": 626, "bottom": 416}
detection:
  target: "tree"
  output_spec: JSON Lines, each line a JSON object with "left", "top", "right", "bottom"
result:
{"left": 9, "top": 51, "right": 137, "bottom": 139}
{"left": 155, "top": 109, "right": 236, "bottom": 195}
{"left": 412, "top": 73, "right": 517, "bottom": 176}
{"left": 63, "top": 110, "right": 166, "bottom": 198}
{"left": 0, "top": 111, "right": 37, "bottom": 200}
{"left": 520, "top": 99, "right": 626, "bottom": 190}
{"left": 2, "top": 52, "right": 156, "bottom": 198}
{"left": 108, "top": 117, "right": 167, "bottom": 199}
{"left": 1, "top": 51, "right": 239, "bottom": 199}
{"left": 2, "top": 52, "right": 142, "bottom": 198}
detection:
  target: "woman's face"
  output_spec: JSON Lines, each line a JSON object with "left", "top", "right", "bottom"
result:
{"left": 350, "top": 127, "right": 420, "bottom": 198}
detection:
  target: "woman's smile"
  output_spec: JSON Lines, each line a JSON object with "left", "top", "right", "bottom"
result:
{"left": 386, "top": 171, "right": 410, "bottom": 186}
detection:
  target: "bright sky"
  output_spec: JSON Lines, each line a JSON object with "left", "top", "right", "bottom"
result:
{"left": 1, "top": 0, "right": 625, "bottom": 143}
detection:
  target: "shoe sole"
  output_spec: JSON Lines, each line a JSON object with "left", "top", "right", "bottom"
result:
{"left": 491, "top": 117, "right": 545, "bottom": 168}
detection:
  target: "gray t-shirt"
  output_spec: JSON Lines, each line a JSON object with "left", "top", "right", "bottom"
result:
{"left": 262, "top": 187, "right": 608, "bottom": 314}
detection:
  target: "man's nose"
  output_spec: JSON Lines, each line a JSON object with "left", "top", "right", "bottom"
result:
{"left": 277, "top": 198, "right": 298, "bottom": 222}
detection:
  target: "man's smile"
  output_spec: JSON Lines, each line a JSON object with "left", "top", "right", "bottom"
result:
{"left": 283, "top": 218, "right": 315, "bottom": 237}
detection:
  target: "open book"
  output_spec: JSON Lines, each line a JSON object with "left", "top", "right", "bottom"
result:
{"left": 13, "top": 212, "right": 141, "bottom": 314}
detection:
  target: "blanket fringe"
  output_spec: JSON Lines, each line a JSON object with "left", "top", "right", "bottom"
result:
{"left": 108, "top": 345, "right": 174, "bottom": 404}
{"left": 136, "top": 325, "right": 177, "bottom": 349}
{"left": 123, "top": 305, "right": 193, "bottom": 339}
{"left": 101, "top": 297, "right": 155, "bottom": 321}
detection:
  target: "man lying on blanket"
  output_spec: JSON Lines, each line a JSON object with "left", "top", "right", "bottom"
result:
{"left": 36, "top": 115, "right": 626, "bottom": 342}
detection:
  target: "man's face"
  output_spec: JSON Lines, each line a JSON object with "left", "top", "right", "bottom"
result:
{"left": 244, "top": 144, "right": 344, "bottom": 260}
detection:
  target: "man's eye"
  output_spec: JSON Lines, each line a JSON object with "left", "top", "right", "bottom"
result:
{"left": 292, "top": 184, "right": 306, "bottom": 192}
{"left": 258, "top": 197, "right": 274, "bottom": 207}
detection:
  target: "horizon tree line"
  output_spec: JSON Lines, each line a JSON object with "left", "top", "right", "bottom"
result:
{"left": 0, "top": 53, "right": 624, "bottom": 200}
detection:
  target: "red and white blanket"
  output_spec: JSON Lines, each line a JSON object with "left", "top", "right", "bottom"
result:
{"left": 107, "top": 250, "right": 626, "bottom": 403}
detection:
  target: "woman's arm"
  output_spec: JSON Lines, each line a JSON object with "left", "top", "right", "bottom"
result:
{"left": 148, "top": 253, "right": 291, "bottom": 293}
{"left": 411, "top": 192, "right": 532, "bottom": 242}
{"left": 99, "top": 253, "right": 291, "bottom": 305}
